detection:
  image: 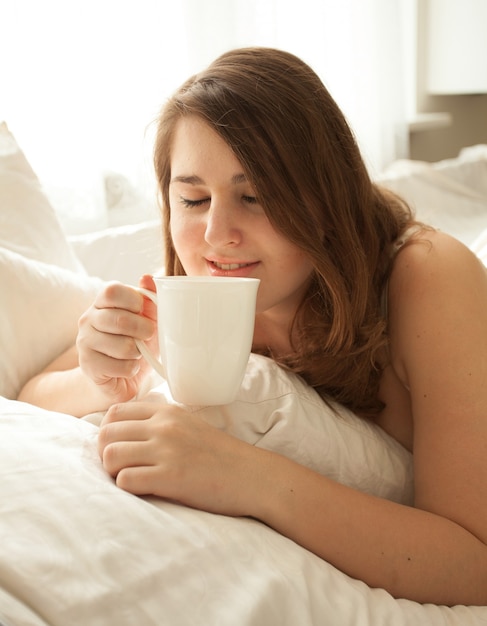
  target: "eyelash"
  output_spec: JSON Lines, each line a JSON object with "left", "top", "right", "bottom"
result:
{"left": 179, "top": 197, "right": 208, "bottom": 208}
{"left": 243, "top": 195, "right": 258, "bottom": 205}
{"left": 179, "top": 195, "right": 258, "bottom": 208}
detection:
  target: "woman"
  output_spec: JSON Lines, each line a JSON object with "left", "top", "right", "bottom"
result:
{"left": 18, "top": 47, "right": 487, "bottom": 605}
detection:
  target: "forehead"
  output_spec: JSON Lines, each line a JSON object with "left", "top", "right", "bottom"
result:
{"left": 170, "top": 116, "right": 241, "bottom": 173}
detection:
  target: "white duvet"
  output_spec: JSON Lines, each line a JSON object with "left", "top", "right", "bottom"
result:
{"left": 1, "top": 355, "right": 487, "bottom": 626}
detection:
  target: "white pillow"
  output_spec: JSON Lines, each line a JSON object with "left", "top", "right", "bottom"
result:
{"left": 0, "top": 122, "right": 83, "bottom": 272}
{"left": 145, "top": 354, "right": 414, "bottom": 505}
{"left": 439, "top": 145, "right": 487, "bottom": 198}
{"left": 376, "top": 148, "right": 487, "bottom": 247}
{"left": 104, "top": 170, "right": 159, "bottom": 227}
{"left": 69, "top": 219, "right": 165, "bottom": 285}
{"left": 0, "top": 247, "right": 104, "bottom": 399}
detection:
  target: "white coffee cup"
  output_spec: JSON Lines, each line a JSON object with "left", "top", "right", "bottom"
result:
{"left": 135, "top": 276, "right": 260, "bottom": 406}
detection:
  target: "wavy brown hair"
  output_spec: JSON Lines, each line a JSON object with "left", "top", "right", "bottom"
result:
{"left": 153, "top": 47, "right": 416, "bottom": 418}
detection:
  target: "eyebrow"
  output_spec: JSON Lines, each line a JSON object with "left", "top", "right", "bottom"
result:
{"left": 170, "top": 173, "right": 248, "bottom": 185}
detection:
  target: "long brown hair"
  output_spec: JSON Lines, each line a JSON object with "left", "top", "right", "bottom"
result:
{"left": 153, "top": 47, "right": 415, "bottom": 418}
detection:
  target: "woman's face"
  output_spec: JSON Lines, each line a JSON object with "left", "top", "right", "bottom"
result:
{"left": 168, "top": 115, "right": 313, "bottom": 318}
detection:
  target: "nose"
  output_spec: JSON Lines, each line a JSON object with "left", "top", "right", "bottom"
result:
{"left": 204, "top": 200, "right": 242, "bottom": 248}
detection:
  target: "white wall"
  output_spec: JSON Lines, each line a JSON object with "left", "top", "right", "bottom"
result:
{"left": 409, "top": 0, "right": 487, "bottom": 162}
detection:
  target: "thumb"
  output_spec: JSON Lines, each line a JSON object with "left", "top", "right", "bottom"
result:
{"left": 139, "top": 273, "right": 156, "bottom": 293}
{"left": 138, "top": 274, "right": 157, "bottom": 320}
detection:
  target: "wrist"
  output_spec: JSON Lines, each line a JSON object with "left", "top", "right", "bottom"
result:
{"left": 241, "top": 447, "right": 296, "bottom": 523}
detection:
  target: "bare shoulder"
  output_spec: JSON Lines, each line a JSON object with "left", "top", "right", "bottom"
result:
{"left": 388, "top": 229, "right": 487, "bottom": 344}
{"left": 388, "top": 227, "right": 487, "bottom": 383}
{"left": 390, "top": 228, "right": 487, "bottom": 292}
{"left": 388, "top": 229, "right": 487, "bottom": 373}
{"left": 387, "top": 229, "right": 487, "bottom": 539}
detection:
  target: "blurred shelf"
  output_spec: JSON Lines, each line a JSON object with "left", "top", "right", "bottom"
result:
{"left": 408, "top": 112, "right": 453, "bottom": 133}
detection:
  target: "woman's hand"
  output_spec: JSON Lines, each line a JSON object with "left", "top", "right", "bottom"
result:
{"left": 77, "top": 275, "right": 158, "bottom": 404}
{"left": 98, "top": 401, "right": 263, "bottom": 517}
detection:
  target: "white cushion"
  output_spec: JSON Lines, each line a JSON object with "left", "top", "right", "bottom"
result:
{"left": 69, "top": 219, "right": 164, "bottom": 285}
{"left": 0, "top": 122, "right": 84, "bottom": 272}
{"left": 143, "top": 353, "right": 414, "bottom": 505}
{"left": 0, "top": 247, "right": 103, "bottom": 399}
{"left": 376, "top": 146, "right": 487, "bottom": 246}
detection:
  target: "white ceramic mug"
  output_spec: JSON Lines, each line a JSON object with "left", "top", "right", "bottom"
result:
{"left": 135, "top": 276, "right": 260, "bottom": 406}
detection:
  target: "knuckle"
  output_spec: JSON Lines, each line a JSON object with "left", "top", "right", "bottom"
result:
{"left": 115, "top": 468, "right": 132, "bottom": 491}
{"left": 112, "top": 310, "right": 132, "bottom": 334}
{"left": 154, "top": 408, "right": 187, "bottom": 437}
{"left": 104, "top": 403, "right": 124, "bottom": 423}
{"left": 106, "top": 282, "right": 143, "bottom": 312}
{"left": 97, "top": 421, "right": 114, "bottom": 450}
{"left": 97, "top": 426, "right": 109, "bottom": 453}
{"left": 102, "top": 281, "right": 125, "bottom": 302}
{"left": 77, "top": 308, "right": 90, "bottom": 328}
{"left": 102, "top": 444, "right": 118, "bottom": 474}
{"left": 112, "top": 336, "right": 140, "bottom": 364}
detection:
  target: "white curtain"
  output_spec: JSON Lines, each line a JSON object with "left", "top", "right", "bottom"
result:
{"left": 182, "top": 0, "right": 410, "bottom": 176}
{"left": 1, "top": 0, "right": 409, "bottom": 189}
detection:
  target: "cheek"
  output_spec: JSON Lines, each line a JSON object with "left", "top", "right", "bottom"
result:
{"left": 275, "top": 249, "right": 315, "bottom": 296}
{"left": 274, "top": 239, "right": 314, "bottom": 278}
{"left": 170, "top": 215, "right": 202, "bottom": 265}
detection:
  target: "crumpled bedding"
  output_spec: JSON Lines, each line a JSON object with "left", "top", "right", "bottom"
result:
{"left": 1, "top": 355, "right": 486, "bottom": 625}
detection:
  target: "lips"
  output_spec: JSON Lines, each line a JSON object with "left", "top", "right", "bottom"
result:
{"left": 207, "top": 259, "right": 258, "bottom": 276}
{"left": 213, "top": 261, "right": 253, "bottom": 270}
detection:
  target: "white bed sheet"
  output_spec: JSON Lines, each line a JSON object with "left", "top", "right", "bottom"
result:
{"left": 1, "top": 395, "right": 487, "bottom": 626}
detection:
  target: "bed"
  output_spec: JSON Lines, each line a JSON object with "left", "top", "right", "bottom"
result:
{"left": 2, "top": 121, "right": 487, "bottom": 625}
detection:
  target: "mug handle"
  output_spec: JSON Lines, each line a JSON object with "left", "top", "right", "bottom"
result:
{"left": 134, "top": 287, "right": 167, "bottom": 380}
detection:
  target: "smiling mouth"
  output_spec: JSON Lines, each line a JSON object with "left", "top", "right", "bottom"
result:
{"left": 212, "top": 261, "right": 253, "bottom": 270}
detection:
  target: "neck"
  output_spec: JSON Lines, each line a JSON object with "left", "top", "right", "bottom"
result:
{"left": 253, "top": 312, "right": 295, "bottom": 357}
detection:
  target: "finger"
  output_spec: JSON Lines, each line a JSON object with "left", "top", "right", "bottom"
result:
{"left": 76, "top": 328, "right": 144, "bottom": 386}
{"left": 98, "top": 414, "right": 152, "bottom": 460}
{"left": 77, "top": 323, "right": 140, "bottom": 362}
{"left": 138, "top": 275, "right": 157, "bottom": 321}
{"left": 115, "top": 465, "right": 164, "bottom": 495}
{"left": 77, "top": 307, "right": 155, "bottom": 373}
{"left": 82, "top": 353, "right": 142, "bottom": 387}
{"left": 87, "top": 306, "right": 155, "bottom": 343}
{"left": 139, "top": 274, "right": 156, "bottom": 293}
{"left": 101, "top": 440, "right": 151, "bottom": 477}
{"left": 94, "top": 281, "right": 146, "bottom": 314}
{"left": 101, "top": 401, "right": 155, "bottom": 426}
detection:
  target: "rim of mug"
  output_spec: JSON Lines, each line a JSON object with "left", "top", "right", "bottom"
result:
{"left": 152, "top": 276, "right": 260, "bottom": 284}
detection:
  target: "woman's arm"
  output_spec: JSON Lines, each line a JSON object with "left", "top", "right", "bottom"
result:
{"left": 97, "top": 398, "right": 487, "bottom": 605}
{"left": 97, "top": 232, "right": 487, "bottom": 605}
{"left": 17, "top": 278, "right": 157, "bottom": 417}
{"left": 266, "top": 230, "right": 487, "bottom": 604}
{"left": 256, "top": 450, "right": 487, "bottom": 605}
{"left": 282, "top": 232, "right": 487, "bottom": 603}
{"left": 17, "top": 344, "right": 108, "bottom": 417}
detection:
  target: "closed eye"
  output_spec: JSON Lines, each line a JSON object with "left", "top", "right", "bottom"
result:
{"left": 180, "top": 195, "right": 259, "bottom": 208}
{"left": 242, "top": 195, "right": 258, "bottom": 205}
{"left": 179, "top": 196, "right": 209, "bottom": 208}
